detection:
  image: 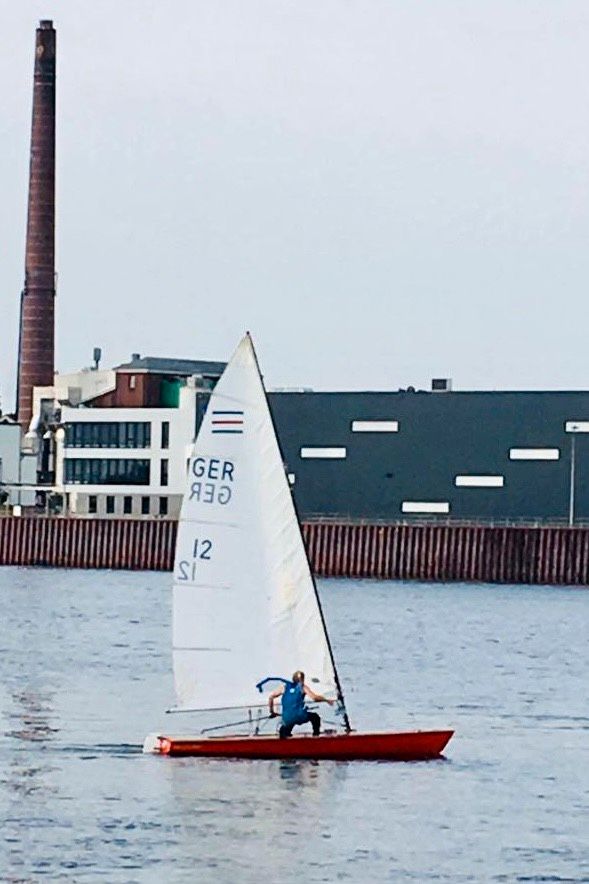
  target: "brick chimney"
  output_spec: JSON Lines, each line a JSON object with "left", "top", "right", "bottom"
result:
{"left": 16, "top": 20, "right": 56, "bottom": 427}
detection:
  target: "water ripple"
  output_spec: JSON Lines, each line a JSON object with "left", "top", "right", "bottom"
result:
{"left": 1, "top": 569, "right": 587, "bottom": 882}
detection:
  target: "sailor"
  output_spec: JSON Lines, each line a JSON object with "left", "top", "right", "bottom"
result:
{"left": 268, "top": 670, "right": 335, "bottom": 738}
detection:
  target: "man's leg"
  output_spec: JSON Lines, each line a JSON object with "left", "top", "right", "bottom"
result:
{"left": 308, "top": 712, "right": 321, "bottom": 736}
{"left": 279, "top": 721, "right": 294, "bottom": 739}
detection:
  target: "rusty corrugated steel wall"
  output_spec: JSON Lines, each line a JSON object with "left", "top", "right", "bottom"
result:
{"left": 0, "top": 518, "right": 176, "bottom": 571}
{"left": 302, "top": 522, "right": 589, "bottom": 584}
{"left": 1, "top": 517, "right": 589, "bottom": 585}
{"left": 17, "top": 20, "right": 57, "bottom": 427}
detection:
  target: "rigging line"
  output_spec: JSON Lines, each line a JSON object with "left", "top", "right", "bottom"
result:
{"left": 247, "top": 332, "right": 352, "bottom": 733}
{"left": 200, "top": 714, "right": 270, "bottom": 734}
{"left": 166, "top": 702, "right": 269, "bottom": 713}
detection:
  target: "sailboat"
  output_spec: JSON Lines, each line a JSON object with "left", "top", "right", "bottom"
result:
{"left": 143, "top": 334, "right": 453, "bottom": 760}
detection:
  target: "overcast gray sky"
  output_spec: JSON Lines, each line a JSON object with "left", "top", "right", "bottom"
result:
{"left": 2, "top": 1, "right": 589, "bottom": 407}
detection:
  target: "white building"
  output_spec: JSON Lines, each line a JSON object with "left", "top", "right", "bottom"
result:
{"left": 33, "top": 354, "right": 225, "bottom": 518}
{"left": 58, "top": 386, "right": 195, "bottom": 518}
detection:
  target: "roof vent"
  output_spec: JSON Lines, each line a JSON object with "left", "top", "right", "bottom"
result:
{"left": 131, "top": 353, "right": 141, "bottom": 362}
{"left": 431, "top": 378, "right": 452, "bottom": 392}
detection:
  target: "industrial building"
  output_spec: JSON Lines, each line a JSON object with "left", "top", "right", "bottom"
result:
{"left": 45, "top": 354, "right": 224, "bottom": 518}
{"left": 19, "top": 360, "right": 589, "bottom": 525}
{"left": 270, "top": 389, "right": 589, "bottom": 524}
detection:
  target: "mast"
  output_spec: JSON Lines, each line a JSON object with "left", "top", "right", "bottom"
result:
{"left": 247, "top": 333, "right": 352, "bottom": 732}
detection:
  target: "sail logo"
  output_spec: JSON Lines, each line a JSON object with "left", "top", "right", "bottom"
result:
{"left": 211, "top": 410, "right": 244, "bottom": 434}
{"left": 190, "top": 456, "right": 234, "bottom": 505}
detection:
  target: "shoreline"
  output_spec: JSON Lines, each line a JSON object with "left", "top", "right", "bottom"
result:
{"left": 1, "top": 516, "right": 588, "bottom": 585}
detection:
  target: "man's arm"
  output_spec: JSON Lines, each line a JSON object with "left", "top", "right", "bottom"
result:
{"left": 268, "top": 686, "right": 284, "bottom": 716}
{"left": 303, "top": 685, "right": 335, "bottom": 705}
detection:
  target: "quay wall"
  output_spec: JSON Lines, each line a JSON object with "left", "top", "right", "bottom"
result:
{"left": 1, "top": 517, "right": 589, "bottom": 585}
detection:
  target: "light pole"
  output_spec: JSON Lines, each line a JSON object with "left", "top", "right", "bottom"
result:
{"left": 569, "top": 429, "right": 577, "bottom": 526}
{"left": 565, "top": 421, "right": 589, "bottom": 526}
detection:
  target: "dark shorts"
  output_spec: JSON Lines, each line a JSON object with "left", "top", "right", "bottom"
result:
{"left": 279, "top": 710, "right": 321, "bottom": 738}
{"left": 282, "top": 709, "right": 311, "bottom": 728}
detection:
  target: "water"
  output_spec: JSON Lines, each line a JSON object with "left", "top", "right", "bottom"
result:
{"left": 0, "top": 568, "right": 587, "bottom": 882}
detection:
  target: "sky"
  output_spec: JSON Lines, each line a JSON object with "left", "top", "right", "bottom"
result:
{"left": 2, "top": 1, "right": 589, "bottom": 408}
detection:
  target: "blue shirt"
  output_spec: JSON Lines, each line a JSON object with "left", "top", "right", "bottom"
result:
{"left": 280, "top": 681, "right": 308, "bottom": 726}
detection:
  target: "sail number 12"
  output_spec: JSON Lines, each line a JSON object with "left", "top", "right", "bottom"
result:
{"left": 177, "top": 538, "right": 212, "bottom": 581}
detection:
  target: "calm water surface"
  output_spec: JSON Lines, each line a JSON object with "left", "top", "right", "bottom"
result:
{"left": 0, "top": 568, "right": 587, "bottom": 882}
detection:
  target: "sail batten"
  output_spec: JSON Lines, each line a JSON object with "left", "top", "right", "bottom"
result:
{"left": 173, "top": 647, "right": 232, "bottom": 652}
{"left": 172, "top": 334, "right": 341, "bottom": 714}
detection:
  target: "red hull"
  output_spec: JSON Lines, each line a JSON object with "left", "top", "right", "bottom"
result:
{"left": 146, "top": 730, "right": 453, "bottom": 761}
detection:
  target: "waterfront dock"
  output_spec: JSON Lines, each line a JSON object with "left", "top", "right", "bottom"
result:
{"left": 1, "top": 516, "right": 589, "bottom": 586}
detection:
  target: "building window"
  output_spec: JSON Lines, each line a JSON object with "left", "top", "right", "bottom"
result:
{"left": 129, "top": 375, "right": 136, "bottom": 390}
{"left": 64, "top": 422, "right": 151, "bottom": 449}
{"left": 106, "top": 495, "right": 115, "bottom": 514}
{"left": 351, "top": 420, "right": 399, "bottom": 433}
{"left": 160, "top": 459, "right": 169, "bottom": 486}
{"left": 159, "top": 496, "right": 168, "bottom": 516}
{"left": 509, "top": 448, "right": 560, "bottom": 461}
{"left": 88, "top": 495, "right": 97, "bottom": 514}
{"left": 64, "top": 458, "right": 150, "bottom": 485}
{"left": 455, "top": 475, "right": 504, "bottom": 488}
{"left": 124, "top": 422, "right": 151, "bottom": 448}
{"left": 161, "top": 421, "right": 169, "bottom": 449}
{"left": 123, "top": 496, "right": 132, "bottom": 514}
{"left": 300, "top": 447, "right": 347, "bottom": 459}
{"left": 141, "top": 496, "right": 150, "bottom": 515}
{"left": 401, "top": 501, "right": 450, "bottom": 514}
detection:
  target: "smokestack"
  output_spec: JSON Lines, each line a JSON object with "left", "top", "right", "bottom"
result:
{"left": 17, "top": 20, "right": 56, "bottom": 427}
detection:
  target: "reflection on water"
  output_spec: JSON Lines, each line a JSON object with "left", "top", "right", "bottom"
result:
{"left": 6, "top": 688, "right": 59, "bottom": 744}
{"left": 278, "top": 758, "right": 320, "bottom": 783}
{"left": 0, "top": 568, "right": 588, "bottom": 882}
{"left": 160, "top": 754, "right": 352, "bottom": 878}
{"left": 3, "top": 689, "right": 59, "bottom": 802}
{"left": 2, "top": 688, "right": 62, "bottom": 881}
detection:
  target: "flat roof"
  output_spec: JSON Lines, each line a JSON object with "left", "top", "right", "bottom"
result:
{"left": 115, "top": 356, "right": 226, "bottom": 376}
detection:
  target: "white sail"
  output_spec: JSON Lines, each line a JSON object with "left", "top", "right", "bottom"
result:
{"left": 172, "top": 334, "right": 338, "bottom": 712}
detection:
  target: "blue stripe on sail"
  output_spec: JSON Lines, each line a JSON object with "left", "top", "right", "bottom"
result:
{"left": 212, "top": 410, "right": 244, "bottom": 415}
{"left": 212, "top": 429, "right": 243, "bottom": 434}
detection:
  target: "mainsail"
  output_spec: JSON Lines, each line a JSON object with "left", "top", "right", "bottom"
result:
{"left": 172, "top": 334, "right": 342, "bottom": 713}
